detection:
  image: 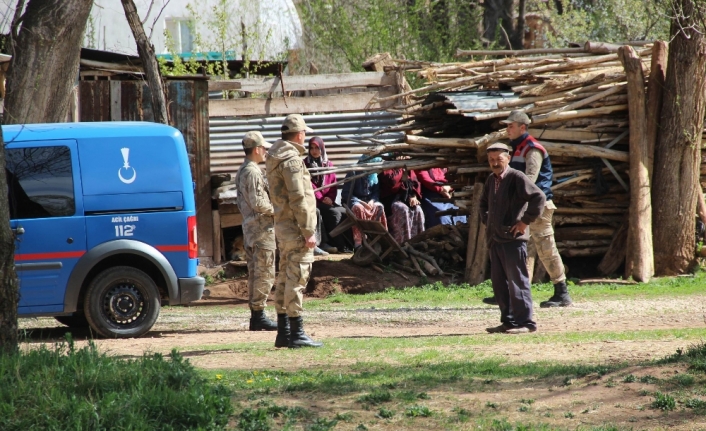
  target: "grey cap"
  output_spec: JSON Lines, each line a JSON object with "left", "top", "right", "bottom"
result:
{"left": 500, "top": 110, "right": 531, "bottom": 125}
{"left": 281, "top": 114, "right": 314, "bottom": 133}
{"left": 486, "top": 142, "right": 512, "bottom": 153}
{"left": 242, "top": 131, "right": 271, "bottom": 149}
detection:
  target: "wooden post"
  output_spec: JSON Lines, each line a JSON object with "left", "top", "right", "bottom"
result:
{"left": 646, "top": 41, "right": 668, "bottom": 180}
{"left": 464, "top": 179, "right": 487, "bottom": 285}
{"left": 212, "top": 210, "right": 222, "bottom": 264}
{"left": 619, "top": 45, "right": 654, "bottom": 282}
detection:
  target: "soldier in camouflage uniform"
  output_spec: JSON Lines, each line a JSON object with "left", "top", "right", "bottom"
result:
{"left": 236, "top": 131, "right": 278, "bottom": 331}
{"left": 266, "top": 114, "right": 323, "bottom": 348}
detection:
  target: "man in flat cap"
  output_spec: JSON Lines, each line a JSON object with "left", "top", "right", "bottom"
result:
{"left": 483, "top": 110, "right": 573, "bottom": 308}
{"left": 266, "top": 114, "right": 323, "bottom": 348}
{"left": 481, "top": 142, "right": 545, "bottom": 334}
{"left": 236, "top": 131, "right": 278, "bottom": 332}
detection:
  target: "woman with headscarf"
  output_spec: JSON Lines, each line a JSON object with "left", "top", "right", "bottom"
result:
{"left": 341, "top": 155, "right": 388, "bottom": 250}
{"left": 380, "top": 166, "right": 425, "bottom": 245}
{"left": 304, "top": 136, "right": 350, "bottom": 253}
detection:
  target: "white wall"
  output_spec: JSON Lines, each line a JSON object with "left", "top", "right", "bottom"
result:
{"left": 0, "top": 0, "right": 303, "bottom": 59}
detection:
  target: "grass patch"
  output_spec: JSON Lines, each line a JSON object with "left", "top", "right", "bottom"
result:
{"left": 651, "top": 391, "right": 676, "bottom": 411}
{"left": 306, "top": 272, "right": 706, "bottom": 311}
{"left": 0, "top": 336, "right": 232, "bottom": 430}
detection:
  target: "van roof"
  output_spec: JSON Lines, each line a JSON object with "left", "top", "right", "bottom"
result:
{"left": 2, "top": 122, "right": 180, "bottom": 143}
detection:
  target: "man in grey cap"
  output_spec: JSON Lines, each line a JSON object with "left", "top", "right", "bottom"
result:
{"left": 235, "top": 131, "right": 278, "bottom": 331}
{"left": 481, "top": 142, "right": 545, "bottom": 334}
{"left": 482, "top": 110, "right": 572, "bottom": 308}
{"left": 266, "top": 114, "right": 323, "bottom": 348}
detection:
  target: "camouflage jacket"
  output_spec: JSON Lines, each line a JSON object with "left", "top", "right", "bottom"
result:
{"left": 235, "top": 159, "right": 276, "bottom": 249}
{"left": 265, "top": 139, "right": 317, "bottom": 241}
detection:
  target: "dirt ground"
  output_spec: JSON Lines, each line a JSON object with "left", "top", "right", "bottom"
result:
{"left": 18, "top": 257, "right": 706, "bottom": 430}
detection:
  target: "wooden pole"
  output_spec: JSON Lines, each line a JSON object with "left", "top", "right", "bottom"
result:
{"left": 619, "top": 45, "right": 654, "bottom": 282}
{"left": 464, "top": 179, "right": 488, "bottom": 285}
{"left": 645, "top": 41, "right": 668, "bottom": 181}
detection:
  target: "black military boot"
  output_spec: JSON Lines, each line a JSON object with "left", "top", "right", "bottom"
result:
{"left": 274, "top": 314, "right": 290, "bottom": 348}
{"left": 249, "top": 309, "right": 277, "bottom": 331}
{"left": 539, "top": 281, "right": 573, "bottom": 308}
{"left": 288, "top": 316, "right": 323, "bottom": 348}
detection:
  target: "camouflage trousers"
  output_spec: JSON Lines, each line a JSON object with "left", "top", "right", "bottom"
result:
{"left": 274, "top": 238, "right": 314, "bottom": 318}
{"left": 245, "top": 244, "right": 276, "bottom": 310}
{"left": 527, "top": 206, "right": 566, "bottom": 284}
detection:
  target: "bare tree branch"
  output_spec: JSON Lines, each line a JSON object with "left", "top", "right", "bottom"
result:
{"left": 148, "top": 0, "right": 172, "bottom": 40}
{"left": 9, "top": 0, "right": 26, "bottom": 57}
{"left": 142, "top": 0, "right": 155, "bottom": 26}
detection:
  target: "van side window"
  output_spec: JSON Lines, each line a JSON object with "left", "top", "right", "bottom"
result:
{"left": 6, "top": 146, "right": 74, "bottom": 219}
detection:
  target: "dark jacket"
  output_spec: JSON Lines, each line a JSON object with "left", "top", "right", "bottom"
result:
{"left": 341, "top": 171, "right": 380, "bottom": 206}
{"left": 479, "top": 167, "right": 546, "bottom": 245}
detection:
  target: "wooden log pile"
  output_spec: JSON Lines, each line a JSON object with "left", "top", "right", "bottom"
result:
{"left": 389, "top": 224, "right": 469, "bottom": 277}
{"left": 356, "top": 42, "right": 655, "bottom": 273}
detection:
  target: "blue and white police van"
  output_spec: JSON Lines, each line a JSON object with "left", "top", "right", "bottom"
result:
{"left": 5, "top": 122, "right": 204, "bottom": 338}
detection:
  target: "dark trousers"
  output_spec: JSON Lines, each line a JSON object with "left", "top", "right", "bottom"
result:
{"left": 489, "top": 240, "right": 536, "bottom": 330}
{"left": 318, "top": 203, "right": 350, "bottom": 250}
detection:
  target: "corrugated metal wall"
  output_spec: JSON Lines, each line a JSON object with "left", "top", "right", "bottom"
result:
{"left": 209, "top": 112, "right": 403, "bottom": 178}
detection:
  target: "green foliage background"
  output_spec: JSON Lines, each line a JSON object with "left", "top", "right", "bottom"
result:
{"left": 297, "top": 0, "right": 672, "bottom": 73}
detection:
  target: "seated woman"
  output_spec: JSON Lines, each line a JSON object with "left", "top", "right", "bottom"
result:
{"left": 341, "top": 156, "right": 387, "bottom": 250}
{"left": 304, "top": 137, "right": 349, "bottom": 253}
{"left": 416, "top": 168, "right": 468, "bottom": 228}
{"left": 380, "top": 167, "right": 425, "bottom": 245}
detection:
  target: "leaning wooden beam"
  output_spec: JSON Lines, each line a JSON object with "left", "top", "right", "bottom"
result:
{"left": 406, "top": 135, "right": 480, "bottom": 148}
{"left": 209, "top": 90, "right": 396, "bottom": 116}
{"left": 619, "top": 45, "right": 654, "bottom": 282}
{"left": 208, "top": 71, "right": 397, "bottom": 93}
{"left": 542, "top": 142, "right": 629, "bottom": 162}
{"left": 533, "top": 104, "right": 629, "bottom": 124}
{"left": 456, "top": 47, "right": 586, "bottom": 57}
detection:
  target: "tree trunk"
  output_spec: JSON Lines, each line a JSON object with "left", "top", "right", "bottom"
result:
{"left": 652, "top": 0, "right": 706, "bottom": 275}
{"left": 4, "top": 0, "right": 93, "bottom": 124}
{"left": 482, "top": 0, "right": 514, "bottom": 48}
{"left": 619, "top": 45, "right": 653, "bottom": 282}
{"left": 0, "top": 127, "right": 18, "bottom": 353}
{"left": 121, "top": 0, "right": 168, "bottom": 124}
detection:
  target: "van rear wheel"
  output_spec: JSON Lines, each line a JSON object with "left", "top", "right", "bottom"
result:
{"left": 84, "top": 266, "right": 161, "bottom": 338}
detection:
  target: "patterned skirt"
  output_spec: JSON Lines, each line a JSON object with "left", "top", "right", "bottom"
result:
{"left": 351, "top": 201, "right": 387, "bottom": 247}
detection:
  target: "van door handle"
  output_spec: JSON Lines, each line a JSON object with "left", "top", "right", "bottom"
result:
{"left": 12, "top": 226, "right": 25, "bottom": 235}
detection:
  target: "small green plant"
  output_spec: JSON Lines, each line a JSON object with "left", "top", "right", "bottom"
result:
{"left": 686, "top": 398, "right": 706, "bottom": 409}
{"left": 623, "top": 374, "right": 636, "bottom": 383}
{"left": 519, "top": 405, "right": 530, "bottom": 412}
{"left": 485, "top": 401, "right": 498, "bottom": 409}
{"left": 238, "top": 408, "right": 271, "bottom": 431}
{"left": 334, "top": 412, "right": 352, "bottom": 422}
{"left": 452, "top": 407, "right": 471, "bottom": 422}
{"left": 358, "top": 390, "right": 392, "bottom": 405}
{"left": 562, "top": 377, "right": 574, "bottom": 386}
{"left": 491, "top": 418, "right": 513, "bottom": 431}
{"left": 307, "top": 417, "right": 338, "bottom": 431}
{"left": 651, "top": 392, "right": 676, "bottom": 411}
{"left": 669, "top": 373, "right": 695, "bottom": 387}
{"left": 377, "top": 407, "right": 395, "bottom": 419}
{"left": 355, "top": 425, "right": 368, "bottom": 431}
{"left": 564, "top": 412, "right": 575, "bottom": 419}
{"left": 417, "top": 392, "right": 430, "bottom": 400}
{"left": 640, "top": 375, "right": 659, "bottom": 384}
{"left": 639, "top": 389, "right": 651, "bottom": 396}
{"left": 520, "top": 398, "right": 535, "bottom": 405}
{"left": 201, "top": 271, "right": 215, "bottom": 285}
{"left": 405, "top": 405, "right": 433, "bottom": 417}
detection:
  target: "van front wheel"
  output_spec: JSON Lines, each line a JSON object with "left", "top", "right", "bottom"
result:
{"left": 84, "top": 266, "right": 161, "bottom": 338}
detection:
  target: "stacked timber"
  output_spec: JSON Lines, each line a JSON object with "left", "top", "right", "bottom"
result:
{"left": 363, "top": 42, "right": 645, "bottom": 266}
{"left": 314, "top": 42, "right": 669, "bottom": 280}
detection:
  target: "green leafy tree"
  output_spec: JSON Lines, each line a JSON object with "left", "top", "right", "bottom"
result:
{"left": 297, "top": 0, "right": 483, "bottom": 73}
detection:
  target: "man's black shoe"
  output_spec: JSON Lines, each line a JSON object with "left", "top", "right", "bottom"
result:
{"left": 249, "top": 309, "right": 277, "bottom": 331}
{"left": 539, "top": 281, "right": 573, "bottom": 308}
{"left": 274, "top": 314, "right": 290, "bottom": 348}
{"left": 288, "top": 316, "right": 323, "bottom": 348}
{"left": 482, "top": 296, "right": 498, "bottom": 305}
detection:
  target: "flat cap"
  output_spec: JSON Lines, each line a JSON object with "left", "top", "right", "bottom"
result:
{"left": 281, "top": 114, "right": 314, "bottom": 133}
{"left": 242, "top": 131, "right": 271, "bottom": 149}
{"left": 500, "top": 110, "right": 531, "bottom": 125}
{"left": 486, "top": 142, "right": 512, "bottom": 152}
